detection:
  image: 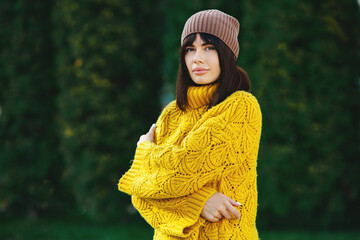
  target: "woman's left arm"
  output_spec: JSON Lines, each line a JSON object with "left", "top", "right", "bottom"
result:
{"left": 119, "top": 94, "right": 262, "bottom": 199}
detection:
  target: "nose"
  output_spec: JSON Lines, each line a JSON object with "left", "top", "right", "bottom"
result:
{"left": 193, "top": 49, "right": 204, "bottom": 63}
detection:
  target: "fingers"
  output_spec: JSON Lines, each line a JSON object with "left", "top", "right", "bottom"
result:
{"left": 223, "top": 196, "right": 241, "bottom": 219}
{"left": 201, "top": 210, "right": 221, "bottom": 223}
{"left": 208, "top": 216, "right": 220, "bottom": 223}
{"left": 137, "top": 135, "right": 146, "bottom": 146}
{"left": 137, "top": 124, "right": 157, "bottom": 146}
{"left": 225, "top": 195, "right": 242, "bottom": 207}
{"left": 147, "top": 123, "right": 156, "bottom": 138}
{"left": 226, "top": 202, "right": 241, "bottom": 219}
{"left": 219, "top": 205, "right": 233, "bottom": 219}
{"left": 201, "top": 192, "right": 242, "bottom": 223}
{"left": 149, "top": 123, "right": 156, "bottom": 132}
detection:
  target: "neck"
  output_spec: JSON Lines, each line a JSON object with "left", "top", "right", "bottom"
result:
{"left": 187, "top": 83, "right": 218, "bottom": 109}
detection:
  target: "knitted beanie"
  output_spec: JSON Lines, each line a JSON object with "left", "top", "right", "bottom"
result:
{"left": 181, "top": 9, "right": 240, "bottom": 58}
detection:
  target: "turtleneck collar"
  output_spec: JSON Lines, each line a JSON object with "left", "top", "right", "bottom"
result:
{"left": 187, "top": 83, "right": 218, "bottom": 109}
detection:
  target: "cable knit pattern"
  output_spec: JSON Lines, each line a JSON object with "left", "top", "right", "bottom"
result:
{"left": 118, "top": 84, "right": 262, "bottom": 239}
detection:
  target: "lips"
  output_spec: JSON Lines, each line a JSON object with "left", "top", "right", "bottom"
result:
{"left": 192, "top": 67, "right": 209, "bottom": 75}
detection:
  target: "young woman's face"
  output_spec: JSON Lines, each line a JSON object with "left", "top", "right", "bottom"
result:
{"left": 185, "top": 33, "right": 221, "bottom": 85}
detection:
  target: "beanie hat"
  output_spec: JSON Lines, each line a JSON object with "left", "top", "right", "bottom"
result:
{"left": 181, "top": 9, "right": 240, "bottom": 59}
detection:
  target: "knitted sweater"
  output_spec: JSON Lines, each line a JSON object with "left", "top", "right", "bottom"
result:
{"left": 118, "top": 84, "right": 262, "bottom": 240}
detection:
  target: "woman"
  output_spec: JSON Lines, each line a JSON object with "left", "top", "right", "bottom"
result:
{"left": 118, "top": 9, "right": 262, "bottom": 240}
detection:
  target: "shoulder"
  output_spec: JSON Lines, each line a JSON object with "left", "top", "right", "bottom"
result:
{"left": 156, "top": 100, "right": 181, "bottom": 124}
{"left": 226, "top": 91, "right": 260, "bottom": 108}
{"left": 215, "top": 91, "right": 261, "bottom": 114}
{"left": 210, "top": 91, "right": 261, "bottom": 123}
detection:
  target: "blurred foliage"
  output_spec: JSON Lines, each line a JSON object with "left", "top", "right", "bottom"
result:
{"left": 52, "top": 0, "right": 163, "bottom": 220}
{"left": 0, "top": 0, "right": 69, "bottom": 218}
{"left": 0, "top": 0, "right": 359, "bottom": 231}
{"left": 241, "top": 0, "right": 360, "bottom": 230}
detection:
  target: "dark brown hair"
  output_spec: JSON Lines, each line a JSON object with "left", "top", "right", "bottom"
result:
{"left": 176, "top": 33, "right": 250, "bottom": 111}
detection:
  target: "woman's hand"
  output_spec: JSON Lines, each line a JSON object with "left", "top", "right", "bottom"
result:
{"left": 137, "top": 124, "right": 156, "bottom": 146}
{"left": 201, "top": 192, "right": 241, "bottom": 222}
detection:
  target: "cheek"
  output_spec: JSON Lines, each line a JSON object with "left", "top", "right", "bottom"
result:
{"left": 211, "top": 57, "right": 221, "bottom": 74}
{"left": 216, "top": 61, "right": 221, "bottom": 75}
{"left": 185, "top": 56, "right": 192, "bottom": 72}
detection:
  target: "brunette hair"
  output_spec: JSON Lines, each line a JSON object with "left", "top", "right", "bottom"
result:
{"left": 176, "top": 33, "right": 250, "bottom": 111}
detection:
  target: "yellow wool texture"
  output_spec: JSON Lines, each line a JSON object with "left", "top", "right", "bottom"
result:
{"left": 119, "top": 84, "right": 262, "bottom": 240}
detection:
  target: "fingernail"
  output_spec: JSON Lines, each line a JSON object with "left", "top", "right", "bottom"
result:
{"left": 151, "top": 123, "right": 156, "bottom": 128}
{"left": 236, "top": 202, "right": 242, "bottom": 206}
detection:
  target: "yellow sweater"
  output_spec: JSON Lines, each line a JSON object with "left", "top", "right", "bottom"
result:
{"left": 118, "top": 84, "right": 262, "bottom": 240}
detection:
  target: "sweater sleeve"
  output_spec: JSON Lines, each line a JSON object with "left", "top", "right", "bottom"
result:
{"left": 119, "top": 94, "right": 262, "bottom": 199}
{"left": 131, "top": 185, "right": 217, "bottom": 238}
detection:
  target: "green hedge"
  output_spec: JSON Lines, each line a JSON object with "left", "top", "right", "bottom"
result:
{"left": 0, "top": 1, "right": 68, "bottom": 217}
{"left": 241, "top": 0, "right": 360, "bottom": 229}
{"left": 52, "top": 0, "right": 163, "bottom": 220}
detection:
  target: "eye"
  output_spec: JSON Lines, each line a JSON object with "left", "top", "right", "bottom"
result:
{"left": 205, "top": 46, "right": 215, "bottom": 51}
{"left": 185, "top": 47, "right": 194, "bottom": 52}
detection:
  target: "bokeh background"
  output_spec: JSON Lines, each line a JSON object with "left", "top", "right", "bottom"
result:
{"left": 0, "top": 0, "right": 359, "bottom": 239}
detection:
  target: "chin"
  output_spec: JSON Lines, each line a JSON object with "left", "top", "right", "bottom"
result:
{"left": 192, "top": 78, "right": 216, "bottom": 85}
